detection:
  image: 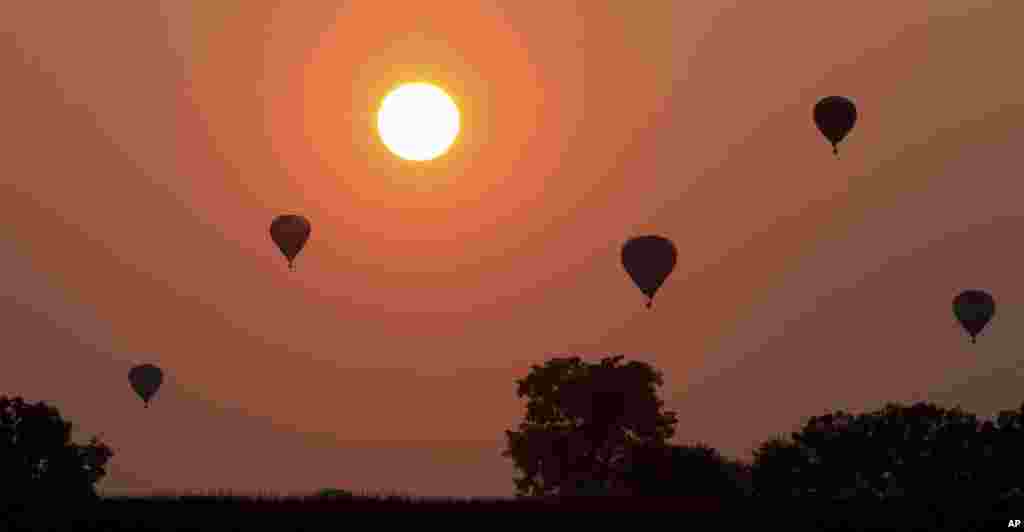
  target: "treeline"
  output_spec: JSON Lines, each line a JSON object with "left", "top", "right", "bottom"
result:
{"left": 503, "top": 355, "right": 1024, "bottom": 504}
{"left": 3, "top": 354, "right": 1024, "bottom": 521}
{"left": 594, "top": 400, "right": 1024, "bottom": 503}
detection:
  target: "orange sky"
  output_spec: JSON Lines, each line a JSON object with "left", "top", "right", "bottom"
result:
{"left": 3, "top": 1, "right": 1023, "bottom": 497}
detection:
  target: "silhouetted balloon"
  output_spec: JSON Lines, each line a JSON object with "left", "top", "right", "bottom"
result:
{"left": 622, "top": 235, "right": 677, "bottom": 309}
{"left": 128, "top": 364, "right": 163, "bottom": 408}
{"left": 813, "top": 96, "right": 857, "bottom": 157}
{"left": 269, "top": 215, "right": 311, "bottom": 271}
{"left": 953, "top": 290, "right": 995, "bottom": 344}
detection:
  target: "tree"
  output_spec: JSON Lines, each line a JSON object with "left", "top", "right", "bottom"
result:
{"left": 0, "top": 395, "right": 114, "bottom": 507}
{"left": 750, "top": 436, "right": 812, "bottom": 498}
{"left": 984, "top": 401, "right": 1024, "bottom": 499}
{"left": 622, "top": 441, "right": 751, "bottom": 498}
{"left": 502, "top": 355, "right": 678, "bottom": 497}
{"left": 751, "top": 402, "right": 998, "bottom": 501}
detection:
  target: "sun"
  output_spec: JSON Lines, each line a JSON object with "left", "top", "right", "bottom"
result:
{"left": 376, "top": 83, "right": 460, "bottom": 161}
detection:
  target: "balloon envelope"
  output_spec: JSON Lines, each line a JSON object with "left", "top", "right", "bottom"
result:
{"left": 953, "top": 290, "right": 995, "bottom": 343}
{"left": 813, "top": 96, "right": 857, "bottom": 156}
{"left": 621, "top": 235, "right": 677, "bottom": 308}
{"left": 129, "top": 364, "right": 163, "bottom": 407}
{"left": 269, "top": 215, "right": 311, "bottom": 270}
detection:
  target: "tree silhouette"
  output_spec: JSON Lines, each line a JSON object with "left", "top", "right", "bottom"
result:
{"left": 750, "top": 436, "right": 813, "bottom": 498}
{"left": 621, "top": 441, "right": 751, "bottom": 498}
{"left": 984, "top": 401, "right": 1024, "bottom": 499}
{"left": 751, "top": 401, "right": 1010, "bottom": 502}
{"left": 502, "top": 355, "right": 678, "bottom": 497}
{"left": 0, "top": 395, "right": 114, "bottom": 508}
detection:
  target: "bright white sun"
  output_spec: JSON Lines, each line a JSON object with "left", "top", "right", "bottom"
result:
{"left": 376, "top": 83, "right": 460, "bottom": 161}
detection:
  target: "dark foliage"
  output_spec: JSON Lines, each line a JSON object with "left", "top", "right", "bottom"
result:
{"left": 622, "top": 441, "right": 751, "bottom": 498}
{"left": 502, "top": 355, "right": 678, "bottom": 496}
{"left": 0, "top": 395, "right": 113, "bottom": 508}
{"left": 751, "top": 400, "right": 1024, "bottom": 503}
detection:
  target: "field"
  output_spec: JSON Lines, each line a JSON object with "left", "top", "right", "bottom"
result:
{"left": 4, "top": 491, "right": 1021, "bottom": 531}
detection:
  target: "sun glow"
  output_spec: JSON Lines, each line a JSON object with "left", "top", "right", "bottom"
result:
{"left": 376, "top": 83, "right": 460, "bottom": 161}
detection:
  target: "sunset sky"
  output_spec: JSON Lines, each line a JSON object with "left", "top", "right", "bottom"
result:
{"left": 3, "top": 1, "right": 1023, "bottom": 498}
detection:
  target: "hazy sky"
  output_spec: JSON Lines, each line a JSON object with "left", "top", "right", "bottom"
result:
{"left": 3, "top": 1, "right": 1023, "bottom": 497}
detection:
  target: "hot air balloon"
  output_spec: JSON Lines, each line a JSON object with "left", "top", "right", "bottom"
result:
{"left": 129, "top": 363, "right": 164, "bottom": 408}
{"left": 953, "top": 290, "right": 995, "bottom": 344}
{"left": 269, "top": 214, "right": 311, "bottom": 271}
{"left": 621, "top": 235, "right": 677, "bottom": 309}
{"left": 813, "top": 96, "right": 857, "bottom": 157}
